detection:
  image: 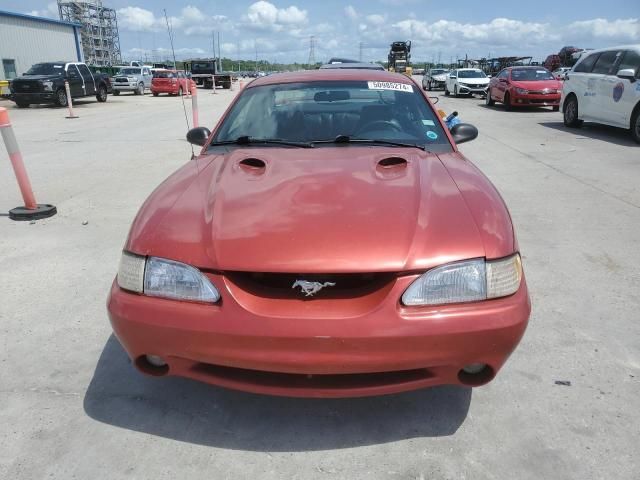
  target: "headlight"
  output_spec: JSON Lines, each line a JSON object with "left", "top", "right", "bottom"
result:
{"left": 516, "top": 88, "right": 529, "bottom": 95}
{"left": 117, "top": 252, "right": 220, "bottom": 303}
{"left": 402, "top": 254, "right": 522, "bottom": 306}
{"left": 42, "top": 81, "right": 54, "bottom": 91}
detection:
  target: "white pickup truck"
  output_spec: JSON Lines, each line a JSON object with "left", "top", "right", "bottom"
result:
{"left": 112, "top": 66, "right": 152, "bottom": 95}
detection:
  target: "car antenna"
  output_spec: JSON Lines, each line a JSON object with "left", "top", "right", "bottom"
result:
{"left": 163, "top": 9, "right": 195, "bottom": 160}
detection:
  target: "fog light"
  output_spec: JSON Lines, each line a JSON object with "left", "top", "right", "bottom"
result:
{"left": 462, "top": 363, "right": 486, "bottom": 374}
{"left": 146, "top": 355, "right": 167, "bottom": 367}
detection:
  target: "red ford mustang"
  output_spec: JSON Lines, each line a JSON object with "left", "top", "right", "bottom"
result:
{"left": 486, "top": 66, "right": 562, "bottom": 111}
{"left": 107, "top": 69, "right": 531, "bottom": 398}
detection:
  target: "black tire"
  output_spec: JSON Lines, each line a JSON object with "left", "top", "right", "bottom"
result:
{"left": 631, "top": 107, "right": 640, "bottom": 144}
{"left": 485, "top": 88, "right": 495, "bottom": 106}
{"left": 178, "top": 87, "right": 183, "bottom": 96}
{"left": 504, "top": 92, "right": 512, "bottom": 111}
{"left": 113, "top": 90, "right": 120, "bottom": 96}
{"left": 135, "top": 83, "right": 144, "bottom": 95}
{"left": 96, "top": 84, "right": 107, "bottom": 102}
{"left": 15, "top": 101, "right": 30, "bottom": 108}
{"left": 444, "top": 85, "right": 450, "bottom": 96}
{"left": 152, "top": 92, "right": 158, "bottom": 97}
{"left": 563, "top": 94, "right": 583, "bottom": 127}
{"left": 427, "top": 81, "right": 432, "bottom": 91}
{"left": 454, "top": 85, "right": 458, "bottom": 98}
{"left": 422, "top": 81, "right": 427, "bottom": 91}
{"left": 55, "top": 88, "right": 68, "bottom": 107}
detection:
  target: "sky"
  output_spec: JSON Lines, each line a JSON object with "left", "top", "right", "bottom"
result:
{"left": 4, "top": 0, "right": 640, "bottom": 64}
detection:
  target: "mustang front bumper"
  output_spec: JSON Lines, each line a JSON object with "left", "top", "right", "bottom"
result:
{"left": 107, "top": 273, "right": 531, "bottom": 398}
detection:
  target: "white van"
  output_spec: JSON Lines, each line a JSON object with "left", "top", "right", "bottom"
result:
{"left": 561, "top": 45, "right": 640, "bottom": 143}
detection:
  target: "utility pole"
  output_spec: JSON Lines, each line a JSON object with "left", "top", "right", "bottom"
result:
{"left": 212, "top": 31, "right": 215, "bottom": 62}
{"left": 307, "top": 35, "right": 315, "bottom": 68}
{"left": 255, "top": 40, "right": 258, "bottom": 72}
{"left": 359, "top": 42, "right": 363, "bottom": 62}
{"left": 217, "top": 31, "right": 221, "bottom": 71}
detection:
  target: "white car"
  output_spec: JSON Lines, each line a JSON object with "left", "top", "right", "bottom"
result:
{"left": 552, "top": 67, "right": 571, "bottom": 80}
{"left": 445, "top": 68, "right": 490, "bottom": 97}
{"left": 561, "top": 45, "right": 640, "bottom": 143}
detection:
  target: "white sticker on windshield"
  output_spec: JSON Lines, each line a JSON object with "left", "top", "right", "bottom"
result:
{"left": 367, "top": 81, "right": 413, "bottom": 92}
{"left": 54, "top": 65, "right": 63, "bottom": 68}
{"left": 421, "top": 119, "right": 435, "bottom": 126}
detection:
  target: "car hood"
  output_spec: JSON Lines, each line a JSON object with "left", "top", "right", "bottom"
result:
{"left": 459, "top": 77, "right": 489, "bottom": 84}
{"left": 433, "top": 74, "right": 448, "bottom": 81}
{"left": 127, "top": 148, "right": 513, "bottom": 273}
{"left": 511, "top": 80, "right": 561, "bottom": 90}
{"left": 13, "top": 75, "right": 60, "bottom": 82}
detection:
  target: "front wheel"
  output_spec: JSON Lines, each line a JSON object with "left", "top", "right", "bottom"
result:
{"left": 630, "top": 108, "right": 640, "bottom": 144}
{"left": 178, "top": 87, "right": 183, "bottom": 96}
{"left": 444, "top": 85, "right": 450, "bottom": 96}
{"left": 15, "top": 101, "right": 30, "bottom": 108}
{"left": 135, "top": 83, "right": 144, "bottom": 95}
{"left": 113, "top": 90, "right": 120, "bottom": 96}
{"left": 454, "top": 85, "right": 458, "bottom": 98}
{"left": 485, "top": 89, "right": 495, "bottom": 106}
{"left": 504, "top": 92, "right": 512, "bottom": 111}
{"left": 563, "top": 95, "right": 582, "bottom": 127}
{"left": 96, "top": 84, "right": 107, "bottom": 102}
{"left": 427, "top": 81, "right": 433, "bottom": 91}
{"left": 152, "top": 92, "right": 159, "bottom": 97}
{"left": 55, "top": 88, "right": 68, "bottom": 107}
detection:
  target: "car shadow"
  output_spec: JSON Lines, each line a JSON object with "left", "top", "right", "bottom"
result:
{"left": 539, "top": 121, "right": 638, "bottom": 147}
{"left": 84, "top": 335, "right": 472, "bottom": 451}
{"left": 479, "top": 104, "right": 557, "bottom": 113}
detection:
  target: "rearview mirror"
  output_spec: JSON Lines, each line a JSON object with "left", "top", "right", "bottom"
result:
{"left": 450, "top": 123, "right": 478, "bottom": 145}
{"left": 314, "top": 90, "right": 350, "bottom": 102}
{"left": 617, "top": 68, "right": 636, "bottom": 82}
{"left": 186, "top": 127, "right": 211, "bottom": 146}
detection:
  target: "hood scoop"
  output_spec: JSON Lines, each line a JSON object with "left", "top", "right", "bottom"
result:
{"left": 238, "top": 157, "right": 267, "bottom": 175}
{"left": 376, "top": 156, "right": 408, "bottom": 179}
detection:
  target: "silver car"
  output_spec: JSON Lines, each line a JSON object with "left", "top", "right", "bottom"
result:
{"left": 112, "top": 66, "right": 152, "bottom": 96}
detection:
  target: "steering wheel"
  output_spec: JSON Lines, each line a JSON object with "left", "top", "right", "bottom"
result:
{"left": 356, "top": 120, "right": 403, "bottom": 135}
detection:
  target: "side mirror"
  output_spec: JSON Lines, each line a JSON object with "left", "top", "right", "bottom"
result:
{"left": 186, "top": 127, "right": 211, "bottom": 146}
{"left": 617, "top": 68, "right": 636, "bottom": 82}
{"left": 450, "top": 123, "right": 478, "bottom": 145}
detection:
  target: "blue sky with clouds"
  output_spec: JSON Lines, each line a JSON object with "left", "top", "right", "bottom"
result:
{"left": 5, "top": 0, "right": 640, "bottom": 64}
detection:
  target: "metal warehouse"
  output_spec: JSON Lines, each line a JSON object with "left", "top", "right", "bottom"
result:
{"left": 0, "top": 9, "right": 83, "bottom": 83}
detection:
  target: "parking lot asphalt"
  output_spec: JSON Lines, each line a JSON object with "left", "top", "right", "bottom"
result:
{"left": 1, "top": 78, "right": 638, "bottom": 480}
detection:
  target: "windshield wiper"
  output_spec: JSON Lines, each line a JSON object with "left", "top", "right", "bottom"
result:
{"left": 312, "top": 135, "right": 429, "bottom": 151}
{"left": 210, "top": 136, "right": 314, "bottom": 148}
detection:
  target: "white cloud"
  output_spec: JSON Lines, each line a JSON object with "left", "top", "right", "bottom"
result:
{"left": 366, "top": 14, "right": 386, "bottom": 26}
{"left": 27, "top": 2, "right": 58, "bottom": 19}
{"left": 344, "top": 5, "right": 358, "bottom": 21}
{"left": 566, "top": 18, "right": 640, "bottom": 43}
{"left": 117, "top": 6, "right": 228, "bottom": 35}
{"left": 244, "top": 1, "right": 308, "bottom": 30}
{"left": 117, "top": 6, "right": 157, "bottom": 32}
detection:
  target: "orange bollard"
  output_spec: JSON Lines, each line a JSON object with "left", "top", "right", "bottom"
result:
{"left": 191, "top": 83, "right": 199, "bottom": 128}
{"left": 0, "top": 108, "right": 57, "bottom": 220}
{"left": 64, "top": 81, "right": 78, "bottom": 119}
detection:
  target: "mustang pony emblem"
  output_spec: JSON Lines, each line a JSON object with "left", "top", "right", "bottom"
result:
{"left": 292, "top": 280, "right": 336, "bottom": 297}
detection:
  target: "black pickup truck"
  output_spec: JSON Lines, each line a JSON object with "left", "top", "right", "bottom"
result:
{"left": 9, "top": 62, "right": 111, "bottom": 108}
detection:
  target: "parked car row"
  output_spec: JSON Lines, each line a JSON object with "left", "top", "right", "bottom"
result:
{"left": 6, "top": 61, "right": 202, "bottom": 108}
{"left": 424, "top": 45, "right": 639, "bottom": 143}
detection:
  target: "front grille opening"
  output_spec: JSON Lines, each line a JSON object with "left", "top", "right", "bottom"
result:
{"left": 226, "top": 272, "right": 395, "bottom": 299}
{"left": 191, "top": 363, "right": 433, "bottom": 390}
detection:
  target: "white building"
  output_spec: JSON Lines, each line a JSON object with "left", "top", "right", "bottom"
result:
{"left": 0, "top": 9, "right": 83, "bottom": 82}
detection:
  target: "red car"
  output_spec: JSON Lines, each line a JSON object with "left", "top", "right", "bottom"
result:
{"left": 151, "top": 69, "right": 192, "bottom": 96}
{"left": 486, "top": 66, "right": 562, "bottom": 111}
{"left": 108, "top": 69, "right": 531, "bottom": 398}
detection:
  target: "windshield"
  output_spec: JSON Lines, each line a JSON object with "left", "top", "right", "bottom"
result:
{"left": 431, "top": 69, "right": 447, "bottom": 75}
{"left": 120, "top": 68, "right": 141, "bottom": 75}
{"left": 212, "top": 80, "right": 451, "bottom": 151}
{"left": 511, "top": 68, "right": 555, "bottom": 81}
{"left": 458, "top": 70, "right": 486, "bottom": 79}
{"left": 25, "top": 63, "right": 64, "bottom": 76}
{"left": 153, "top": 71, "right": 176, "bottom": 78}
